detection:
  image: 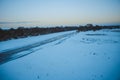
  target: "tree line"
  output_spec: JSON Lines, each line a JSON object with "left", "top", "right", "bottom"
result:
{"left": 77, "top": 25, "right": 120, "bottom": 32}
{"left": 0, "top": 26, "right": 78, "bottom": 41}
{"left": 0, "top": 25, "right": 120, "bottom": 41}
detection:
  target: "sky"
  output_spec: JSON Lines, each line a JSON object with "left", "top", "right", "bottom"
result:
{"left": 0, "top": 0, "right": 120, "bottom": 27}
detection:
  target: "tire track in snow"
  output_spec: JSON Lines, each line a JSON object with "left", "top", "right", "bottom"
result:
{"left": 0, "top": 31, "right": 77, "bottom": 64}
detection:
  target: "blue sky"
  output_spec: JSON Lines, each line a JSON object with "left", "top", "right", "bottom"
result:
{"left": 0, "top": 0, "right": 120, "bottom": 27}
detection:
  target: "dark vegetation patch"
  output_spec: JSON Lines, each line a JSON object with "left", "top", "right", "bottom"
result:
{"left": 0, "top": 27, "right": 77, "bottom": 41}
{"left": 0, "top": 25, "right": 120, "bottom": 41}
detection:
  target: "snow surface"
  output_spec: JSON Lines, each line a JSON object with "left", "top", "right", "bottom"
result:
{"left": 0, "top": 30, "right": 75, "bottom": 52}
{"left": 0, "top": 29, "right": 120, "bottom": 80}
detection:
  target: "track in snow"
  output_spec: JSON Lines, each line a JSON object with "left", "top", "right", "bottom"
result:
{"left": 0, "top": 31, "right": 77, "bottom": 64}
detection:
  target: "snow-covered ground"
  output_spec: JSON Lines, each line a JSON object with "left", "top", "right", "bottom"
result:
{"left": 0, "top": 29, "right": 120, "bottom": 80}
{"left": 0, "top": 30, "right": 75, "bottom": 51}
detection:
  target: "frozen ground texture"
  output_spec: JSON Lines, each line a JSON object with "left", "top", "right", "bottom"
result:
{"left": 0, "top": 29, "right": 120, "bottom": 80}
